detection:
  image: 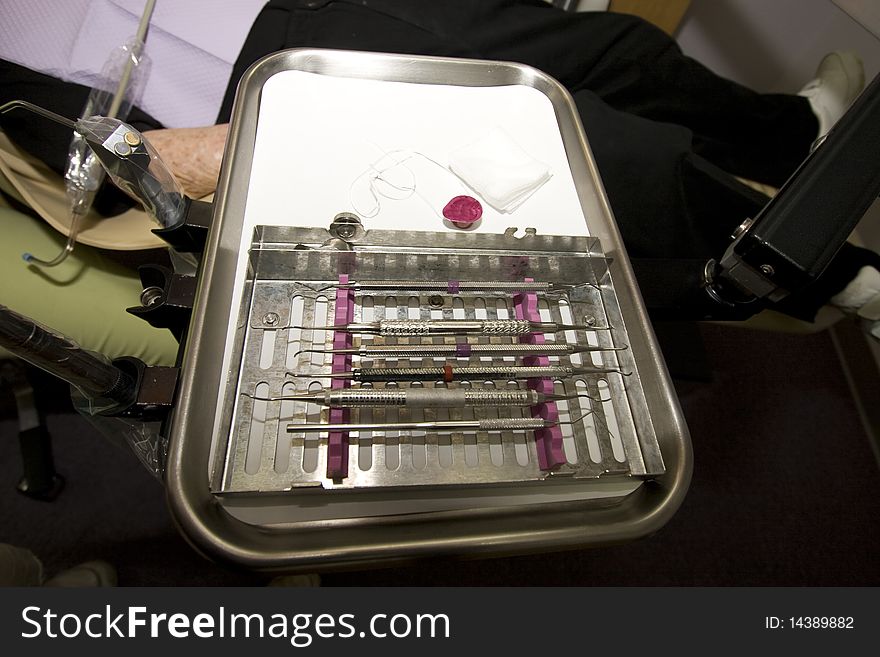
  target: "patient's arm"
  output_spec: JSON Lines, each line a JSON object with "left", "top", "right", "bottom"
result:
{"left": 143, "top": 124, "right": 229, "bottom": 199}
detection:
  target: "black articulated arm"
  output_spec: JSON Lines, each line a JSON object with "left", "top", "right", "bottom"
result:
{"left": 708, "top": 72, "right": 880, "bottom": 307}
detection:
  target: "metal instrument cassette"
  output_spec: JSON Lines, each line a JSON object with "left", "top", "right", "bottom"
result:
{"left": 216, "top": 225, "right": 663, "bottom": 494}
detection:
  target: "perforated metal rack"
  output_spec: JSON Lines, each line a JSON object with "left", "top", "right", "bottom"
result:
{"left": 217, "top": 226, "right": 663, "bottom": 495}
{"left": 164, "top": 50, "right": 692, "bottom": 571}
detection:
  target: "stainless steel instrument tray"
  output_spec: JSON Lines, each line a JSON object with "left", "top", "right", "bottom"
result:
{"left": 164, "top": 49, "right": 692, "bottom": 571}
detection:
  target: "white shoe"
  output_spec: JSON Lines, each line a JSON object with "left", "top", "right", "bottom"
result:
{"left": 831, "top": 265, "right": 880, "bottom": 340}
{"left": 798, "top": 51, "right": 865, "bottom": 136}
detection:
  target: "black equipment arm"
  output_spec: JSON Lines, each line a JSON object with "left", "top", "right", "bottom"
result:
{"left": 709, "top": 72, "right": 880, "bottom": 305}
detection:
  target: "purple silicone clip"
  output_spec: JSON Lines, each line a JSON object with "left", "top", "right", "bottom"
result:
{"left": 513, "top": 277, "right": 566, "bottom": 470}
{"left": 447, "top": 280, "right": 460, "bottom": 294}
{"left": 455, "top": 342, "right": 472, "bottom": 358}
{"left": 327, "top": 274, "right": 354, "bottom": 480}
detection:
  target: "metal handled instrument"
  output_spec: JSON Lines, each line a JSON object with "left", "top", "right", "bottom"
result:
{"left": 297, "top": 342, "right": 626, "bottom": 358}
{"left": 286, "top": 417, "right": 555, "bottom": 433}
{"left": 290, "top": 364, "right": 627, "bottom": 382}
{"left": 246, "top": 387, "right": 595, "bottom": 408}
{"left": 333, "top": 280, "right": 567, "bottom": 292}
{"left": 300, "top": 319, "right": 608, "bottom": 336}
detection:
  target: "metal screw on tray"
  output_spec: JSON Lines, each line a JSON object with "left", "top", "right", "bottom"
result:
{"left": 262, "top": 312, "right": 279, "bottom": 327}
{"left": 428, "top": 295, "right": 445, "bottom": 308}
{"left": 329, "top": 212, "right": 363, "bottom": 240}
{"left": 140, "top": 286, "right": 164, "bottom": 307}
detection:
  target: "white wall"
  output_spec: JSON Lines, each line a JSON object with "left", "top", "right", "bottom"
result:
{"left": 677, "top": 0, "right": 880, "bottom": 93}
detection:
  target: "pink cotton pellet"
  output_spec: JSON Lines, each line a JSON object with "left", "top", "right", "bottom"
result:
{"left": 442, "top": 195, "right": 482, "bottom": 228}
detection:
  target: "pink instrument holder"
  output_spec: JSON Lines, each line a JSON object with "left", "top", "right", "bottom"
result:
{"left": 513, "top": 278, "right": 566, "bottom": 470}
{"left": 327, "top": 274, "right": 354, "bottom": 479}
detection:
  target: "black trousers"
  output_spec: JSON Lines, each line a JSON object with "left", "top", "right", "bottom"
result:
{"left": 216, "top": 0, "right": 878, "bottom": 320}
{"left": 3, "top": 0, "right": 875, "bottom": 319}
{"left": 219, "top": 0, "right": 814, "bottom": 261}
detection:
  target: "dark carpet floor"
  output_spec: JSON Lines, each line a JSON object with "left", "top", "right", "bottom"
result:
{"left": 2, "top": 322, "right": 878, "bottom": 586}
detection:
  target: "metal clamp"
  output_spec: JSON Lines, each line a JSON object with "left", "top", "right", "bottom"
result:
{"left": 126, "top": 264, "right": 196, "bottom": 341}
{"left": 110, "top": 357, "right": 180, "bottom": 421}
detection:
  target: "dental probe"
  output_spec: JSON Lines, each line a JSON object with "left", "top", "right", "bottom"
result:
{"left": 332, "top": 280, "right": 566, "bottom": 292}
{"left": 296, "top": 319, "right": 610, "bottom": 336}
{"left": 297, "top": 342, "right": 626, "bottom": 358}
{"left": 286, "top": 417, "right": 558, "bottom": 434}
{"left": 288, "top": 364, "right": 627, "bottom": 382}
{"left": 244, "top": 387, "right": 599, "bottom": 408}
